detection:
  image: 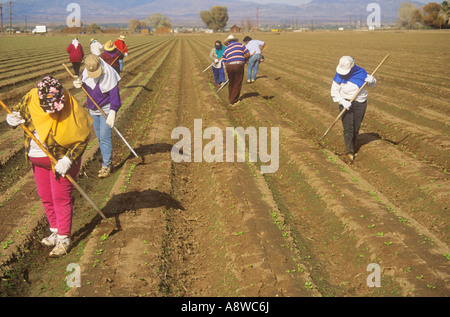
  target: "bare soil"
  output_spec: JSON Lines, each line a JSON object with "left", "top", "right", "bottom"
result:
{"left": 0, "top": 32, "right": 448, "bottom": 299}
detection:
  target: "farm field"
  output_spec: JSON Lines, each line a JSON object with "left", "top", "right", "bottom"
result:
{"left": 0, "top": 31, "right": 448, "bottom": 298}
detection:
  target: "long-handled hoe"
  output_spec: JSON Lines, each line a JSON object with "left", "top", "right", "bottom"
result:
{"left": 319, "top": 54, "right": 390, "bottom": 144}
{"left": 203, "top": 57, "right": 223, "bottom": 73}
{"left": 0, "top": 99, "right": 117, "bottom": 237}
{"left": 63, "top": 63, "right": 141, "bottom": 162}
{"left": 217, "top": 79, "right": 229, "bottom": 93}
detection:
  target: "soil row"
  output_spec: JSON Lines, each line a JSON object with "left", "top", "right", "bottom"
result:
{"left": 0, "top": 33, "right": 448, "bottom": 297}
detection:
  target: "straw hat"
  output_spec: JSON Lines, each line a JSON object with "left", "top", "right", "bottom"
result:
{"left": 104, "top": 40, "right": 115, "bottom": 51}
{"left": 336, "top": 56, "right": 355, "bottom": 75}
{"left": 84, "top": 54, "right": 102, "bottom": 79}
{"left": 118, "top": 35, "right": 126, "bottom": 41}
{"left": 223, "top": 34, "right": 238, "bottom": 45}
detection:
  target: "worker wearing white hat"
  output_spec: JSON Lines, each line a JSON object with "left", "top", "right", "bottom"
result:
{"left": 331, "top": 56, "right": 377, "bottom": 161}
{"left": 90, "top": 38, "right": 104, "bottom": 56}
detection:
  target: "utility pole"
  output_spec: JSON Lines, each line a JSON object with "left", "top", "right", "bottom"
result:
{"left": 0, "top": 4, "right": 3, "bottom": 33}
{"left": 9, "top": 1, "right": 12, "bottom": 33}
{"left": 255, "top": 7, "right": 258, "bottom": 32}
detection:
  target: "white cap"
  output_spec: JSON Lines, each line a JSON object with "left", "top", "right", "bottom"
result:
{"left": 336, "top": 56, "right": 355, "bottom": 75}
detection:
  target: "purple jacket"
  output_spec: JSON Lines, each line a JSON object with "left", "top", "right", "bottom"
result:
{"left": 83, "top": 84, "right": 122, "bottom": 112}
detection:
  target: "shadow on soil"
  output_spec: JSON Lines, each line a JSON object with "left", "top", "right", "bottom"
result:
{"left": 355, "top": 132, "right": 410, "bottom": 153}
{"left": 72, "top": 188, "right": 185, "bottom": 247}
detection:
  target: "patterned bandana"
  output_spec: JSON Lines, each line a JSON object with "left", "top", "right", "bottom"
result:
{"left": 37, "top": 76, "right": 65, "bottom": 113}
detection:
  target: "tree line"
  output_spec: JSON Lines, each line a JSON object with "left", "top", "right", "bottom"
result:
{"left": 128, "top": 6, "right": 229, "bottom": 33}
{"left": 398, "top": 1, "right": 449, "bottom": 29}
{"left": 129, "top": 13, "right": 172, "bottom": 32}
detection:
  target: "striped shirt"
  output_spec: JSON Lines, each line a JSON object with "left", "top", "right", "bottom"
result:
{"left": 223, "top": 41, "right": 249, "bottom": 64}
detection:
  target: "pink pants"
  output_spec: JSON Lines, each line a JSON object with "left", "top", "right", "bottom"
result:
{"left": 30, "top": 157, "right": 81, "bottom": 237}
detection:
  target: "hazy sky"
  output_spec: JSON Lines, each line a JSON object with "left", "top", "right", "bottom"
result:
{"left": 243, "top": 0, "right": 433, "bottom": 5}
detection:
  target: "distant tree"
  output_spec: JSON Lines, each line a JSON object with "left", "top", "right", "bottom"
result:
{"left": 441, "top": 1, "right": 450, "bottom": 27}
{"left": 129, "top": 19, "right": 141, "bottom": 32}
{"left": 398, "top": 2, "right": 418, "bottom": 28}
{"left": 150, "top": 13, "right": 171, "bottom": 30}
{"left": 412, "top": 2, "right": 448, "bottom": 28}
{"left": 200, "top": 6, "right": 229, "bottom": 31}
{"left": 422, "top": 2, "right": 445, "bottom": 28}
{"left": 140, "top": 18, "right": 150, "bottom": 28}
{"left": 90, "top": 23, "right": 101, "bottom": 30}
{"left": 412, "top": 8, "right": 424, "bottom": 26}
{"left": 246, "top": 18, "right": 253, "bottom": 32}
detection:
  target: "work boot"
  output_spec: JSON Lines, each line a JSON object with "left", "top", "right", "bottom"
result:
{"left": 347, "top": 153, "right": 355, "bottom": 162}
{"left": 49, "top": 236, "right": 71, "bottom": 258}
{"left": 230, "top": 100, "right": 241, "bottom": 107}
{"left": 98, "top": 166, "right": 111, "bottom": 178}
{"left": 41, "top": 229, "right": 58, "bottom": 247}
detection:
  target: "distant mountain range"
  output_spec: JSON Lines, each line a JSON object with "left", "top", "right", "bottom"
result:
{"left": 10, "top": 0, "right": 426, "bottom": 26}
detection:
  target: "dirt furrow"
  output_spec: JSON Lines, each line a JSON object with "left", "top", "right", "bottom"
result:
{"left": 226, "top": 75, "right": 449, "bottom": 295}
{"left": 0, "top": 36, "right": 175, "bottom": 288}
{"left": 259, "top": 57, "right": 449, "bottom": 170}
{"left": 66, "top": 37, "right": 181, "bottom": 297}
{"left": 161, "top": 37, "right": 318, "bottom": 297}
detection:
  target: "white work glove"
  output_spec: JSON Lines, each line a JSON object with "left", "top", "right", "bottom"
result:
{"left": 365, "top": 74, "right": 375, "bottom": 84}
{"left": 124, "top": 53, "right": 128, "bottom": 57}
{"left": 106, "top": 110, "right": 116, "bottom": 128}
{"left": 54, "top": 156, "right": 72, "bottom": 177}
{"left": 214, "top": 58, "right": 219, "bottom": 63}
{"left": 340, "top": 99, "right": 352, "bottom": 110}
{"left": 73, "top": 79, "right": 82, "bottom": 89}
{"left": 6, "top": 112, "right": 25, "bottom": 127}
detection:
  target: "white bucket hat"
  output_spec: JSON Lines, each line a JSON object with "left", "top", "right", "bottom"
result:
{"left": 336, "top": 56, "right": 355, "bottom": 75}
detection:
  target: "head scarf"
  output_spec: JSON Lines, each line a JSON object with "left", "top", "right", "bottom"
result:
{"left": 28, "top": 87, "right": 93, "bottom": 150}
{"left": 215, "top": 41, "right": 225, "bottom": 59}
{"left": 37, "top": 76, "right": 65, "bottom": 113}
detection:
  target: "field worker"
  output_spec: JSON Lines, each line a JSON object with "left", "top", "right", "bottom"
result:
{"left": 243, "top": 36, "right": 265, "bottom": 83}
{"left": 5, "top": 76, "right": 92, "bottom": 257}
{"left": 209, "top": 40, "right": 227, "bottom": 87}
{"left": 101, "top": 40, "right": 122, "bottom": 74}
{"left": 222, "top": 35, "right": 250, "bottom": 106}
{"left": 74, "top": 54, "right": 122, "bottom": 178}
{"left": 90, "top": 38, "right": 104, "bottom": 57}
{"left": 331, "top": 56, "right": 377, "bottom": 162}
{"left": 114, "top": 35, "right": 128, "bottom": 73}
{"left": 66, "top": 38, "right": 84, "bottom": 78}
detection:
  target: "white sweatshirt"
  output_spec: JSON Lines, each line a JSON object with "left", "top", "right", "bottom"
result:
{"left": 331, "top": 76, "right": 376, "bottom": 103}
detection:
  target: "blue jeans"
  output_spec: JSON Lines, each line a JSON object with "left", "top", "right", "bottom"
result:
{"left": 212, "top": 66, "right": 226, "bottom": 85}
{"left": 247, "top": 54, "right": 260, "bottom": 81}
{"left": 119, "top": 59, "right": 123, "bottom": 72}
{"left": 91, "top": 114, "right": 112, "bottom": 168}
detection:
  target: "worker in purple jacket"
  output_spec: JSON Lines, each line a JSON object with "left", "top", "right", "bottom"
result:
{"left": 74, "top": 54, "right": 122, "bottom": 178}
